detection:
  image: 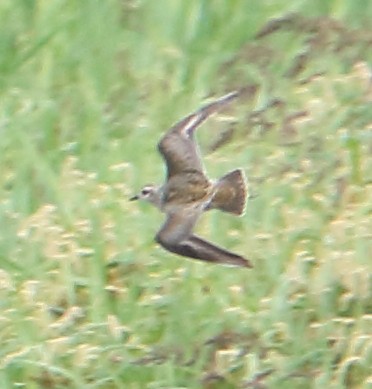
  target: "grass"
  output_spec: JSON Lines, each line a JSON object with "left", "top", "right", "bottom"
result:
{"left": 0, "top": 0, "right": 371, "bottom": 388}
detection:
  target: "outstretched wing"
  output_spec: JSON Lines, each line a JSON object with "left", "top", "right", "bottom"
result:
{"left": 158, "top": 91, "right": 239, "bottom": 179}
{"left": 155, "top": 208, "right": 201, "bottom": 247}
{"left": 182, "top": 235, "right": 252, "bottom": 268}
{"left": 155, "top": 209, "right": 252, "bottom": 268}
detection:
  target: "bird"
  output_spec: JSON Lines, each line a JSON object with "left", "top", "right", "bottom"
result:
{"left": 130, "top": 91, "right": 253, "bottom": 268}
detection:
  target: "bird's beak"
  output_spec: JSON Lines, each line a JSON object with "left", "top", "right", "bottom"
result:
{"left": 129, "top": 195, "right": 139, "bottom": 201}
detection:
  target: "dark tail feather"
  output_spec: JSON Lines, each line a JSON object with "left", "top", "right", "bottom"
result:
{"left": 210, "top": 169, "right": 247, "bottom": 215}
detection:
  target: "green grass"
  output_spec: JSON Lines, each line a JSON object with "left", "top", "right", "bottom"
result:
{"left": 0, "top": 0, "right": 371, "bottom": 388}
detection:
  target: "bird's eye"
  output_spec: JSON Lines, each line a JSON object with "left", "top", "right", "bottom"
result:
{"left": 141, "top": 188, "right": 150, "bottom": 195}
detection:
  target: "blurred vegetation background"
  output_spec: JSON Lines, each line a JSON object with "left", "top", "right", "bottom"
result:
{"left": 0, "top": 0, "right": 371, "bottom": 388}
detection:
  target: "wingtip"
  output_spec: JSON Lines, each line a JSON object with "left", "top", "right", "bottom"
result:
{"left": 211, "top": 90, "right": 240, "bottom": 107}
{"left": 237, "top": 256, "right": 253, "bottom": 269}
{"left": 223, "top": 255, "right": 253, "bottom": 269}
{"left": 212, "top": 83, "right": 259, "bottom": 105}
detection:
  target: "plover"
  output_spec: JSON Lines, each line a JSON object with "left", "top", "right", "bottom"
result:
{"left": 131, "top": 91, "right": 252, "bottom": 268}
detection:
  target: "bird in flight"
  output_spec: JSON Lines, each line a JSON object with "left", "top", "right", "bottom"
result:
{"left": 130, "top": 91, "right": 253, "bottom": 268}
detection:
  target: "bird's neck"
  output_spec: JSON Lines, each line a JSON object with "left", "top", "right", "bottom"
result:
{"left": 149, "top": 187, "right": 164, "bottom": 210}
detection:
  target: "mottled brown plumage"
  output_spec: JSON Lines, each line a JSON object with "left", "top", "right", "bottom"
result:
{"left": 131, "top": 92, "right": 252, "bottom": 268}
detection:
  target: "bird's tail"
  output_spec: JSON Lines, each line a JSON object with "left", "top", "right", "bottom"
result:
{"left": 210, "top": 169, "right": 247, "bottom": 215}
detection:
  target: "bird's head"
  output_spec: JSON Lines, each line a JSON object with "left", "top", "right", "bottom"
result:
{"left": 130, "top": 184, "right": 161, "bottom": 207}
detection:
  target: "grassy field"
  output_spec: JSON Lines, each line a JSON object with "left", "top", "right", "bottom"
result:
{"left": 0, "top": 0, "right": 371, "bottom": 388}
